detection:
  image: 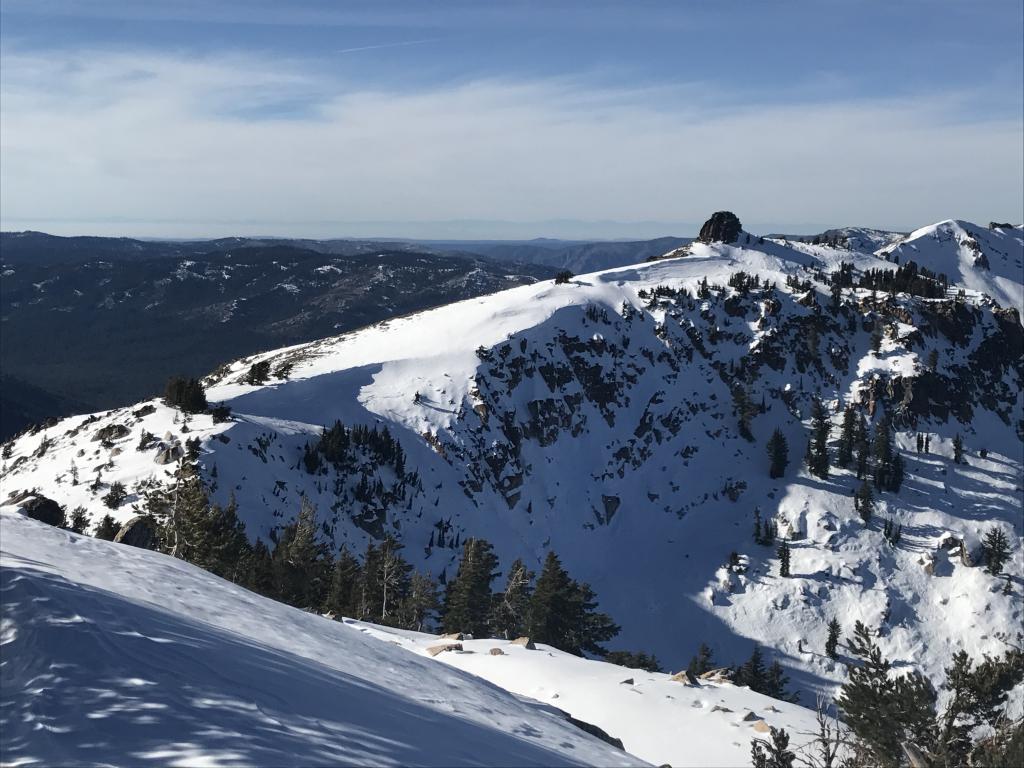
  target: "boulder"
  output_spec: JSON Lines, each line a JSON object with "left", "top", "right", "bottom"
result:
{"left": 699, "top": 667, "right": 735, "bottom": 683}
{"left": 93, "top": 423, "right": 130, "bottom": 442}
{"left": 752, "top": 720, "right": 771, "bottom": 733}
{"left": 619, "top": 678, "right": 634, "bottom": 686}
{"left": 154, "top": 444, "right": 183, "bottom": 465}
{"left": 510, "top": 636, "right": 536, "bottom": 650}
{"left": 440, "top": 632, "right": 464, "bottom": 641}
{"left": 669, "top": 670, "right": 699, "bottom": 685}
{"left": 488, "top": 648, "right": 505, "bottom": 656}
{"left": 426, "top": 642, "right": 462, "bottom": 657}
{"left": 21, "top": 495, "right": 66, "bottom": 527}
{"left": 710, "top": 705, "right": 733, "bottom": 713}
{"left": 742, "top": 711, "right": 761, "bottom": 722}
{"left": 698, "top": 211, "right": 743, "bottom": 244}
{"left": 113, "top": 516, "right": 158, "bottom": 550}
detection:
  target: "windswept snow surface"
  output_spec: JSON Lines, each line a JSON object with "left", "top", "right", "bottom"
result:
{"left": 353, "top": 621, "right": 825, "bottom": 768}
{"left": 0, "top": 511, "right": 643, "bottom": 768}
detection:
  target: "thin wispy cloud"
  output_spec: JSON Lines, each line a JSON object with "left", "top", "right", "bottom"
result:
{"left": 1, "top": 45, "right": 1021, "bottom": 237}
{"left": 336, "top": 38, "right": 447, "bottom": 56}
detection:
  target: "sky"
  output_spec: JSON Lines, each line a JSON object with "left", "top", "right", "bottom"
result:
{"left": 1, "top": 0, "right": 1022, "bottom": 240}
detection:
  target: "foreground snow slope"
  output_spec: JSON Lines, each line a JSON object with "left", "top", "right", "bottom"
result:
{"left": 0, "top": 511, "right": 643, "bottom": 768}
{"left": 3, "top": 217, "right": 1021, "bottom": 701}
{"left": 354, "top": 621, "right": 825, "bottom": 768}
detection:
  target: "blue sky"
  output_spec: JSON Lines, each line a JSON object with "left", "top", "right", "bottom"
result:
{"left": 1, "top": 0, "right": 1022, "bottom": 239}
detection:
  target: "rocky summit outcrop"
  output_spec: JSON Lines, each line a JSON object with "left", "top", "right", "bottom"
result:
{"left": 698, "top": 211, "right": 743, "bottom": 244}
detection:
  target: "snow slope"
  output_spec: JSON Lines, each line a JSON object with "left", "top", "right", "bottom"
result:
{"left": 2, "top": 217, "right": 1021, "bottom": 705}
{"left": 353, "top": 621, "right": 826, "bottom": 768}
{"left": 0, "top": 510, "right": 643, "bottom": 767}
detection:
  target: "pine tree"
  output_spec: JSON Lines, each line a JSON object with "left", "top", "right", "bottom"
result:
{"left": 442, "top": 538, "right": 499, "bottom": 636}
{"left": 837, "top": 621, "right": 938, "bottom": 767}
{"left": 872, "top": 416, "right": 891, "bottom": 488}
{"left": 103, "top": 481, "right": 127, "bottom": 509}
{"left": 836, "top": 405, "right": 857, "bottom": 467}
{"left": 67, "top": 506, "right": 89, "bottom": 534}
{"left": 527, "top": 550, "right": 619, "bottom": 656}
{"left": 855, "top": 415, "right": 870, "bottom": 480}
{"left": 273, "top": 496, "right": 332, "bottom": 608}
{"left": 733, "top": 386, "right": 756, "bottom": 441}
{"left": 687, "top": 642, "right": 715, "bottom": 677}
{"left": 94, "top": 514, "right": 120, "bottom": 541}
{"left": 242, "top": 539, "right": 276, "bottom": 597}
{"left": 324, "top": 546, "right": 361, "bottom": 617}
{"left": 767, "top": 429, "right": 788, "bottom": 479}
{"left": 854, "top": 481, "right": 874, "bottom": 524}
{"left": 766, "top": 659, "right": 797, "bottom": 703}
{"left": 736, "top": 645, "right": 767, "bottom": 692}
{"left": 806, "top": 397, "right": 831, "bottom": 478}
{"left": 825, "top": 617, "right": 841, "bottom": 659}
{"left": 982, "top": 527, "right": 1010, "bottom": 576}
{"left": 490, "top": 558, "right": 534, "bottom": 640}
{"left": 953, "top": 433, "right": 964, "bottom": 464}
{"left": 378, "top": 535, "right": 413, "bottom": 624}
{"left": 751, "top": 726, "right": 796, "bottom": 768}
{"left": 397, "top": 572, "right": 440, "bottom": 631}
{"left": 777, "top": 540, "right": 791, "bottom": 578}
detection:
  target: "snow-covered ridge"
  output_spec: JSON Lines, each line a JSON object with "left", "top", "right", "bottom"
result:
{"left": 2, "top": 217, "right": 1021, "bottom": 704}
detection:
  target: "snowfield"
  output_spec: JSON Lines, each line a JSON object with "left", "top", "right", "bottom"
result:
{"left": 2, "top": 217, "right": 1021, "bottom": 711}
{"left": 0, "top": 511, "right": 646, "bottom": 768}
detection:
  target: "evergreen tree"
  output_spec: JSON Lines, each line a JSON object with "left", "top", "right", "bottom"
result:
{"left": 398, "top": 572, "right": 441, "bottom": 631}
{"left": 94, "top": 513, "right": 120, "bottom": 541}
{"left": 735, "top": 646, "right": 768, "bottom": 692}
{"left": 324, "top": 546, "right": 361, "bottom": 617}
{"left": 825, "top": 617, "right": 841, "bottom": 659}
{"left": 953, "top": 433, "right": 965, "bottom": 464}
{"left": 687, "top": 642, "right": 715, "bottom": 677}
{"left": 836, "top": 405, "right": 857, "bottom": 467}
{"left": 767, "top": 429, "right": 788, "bottom": 479}
{"left": 377, "top": 535, "right": 413, "bottom": 624}
{"left": 837, "top": 621, "right": 938, "bottom": 767}
{"left": 163, "top": 375, "right": 208, "bottom": 413}
{"left": 751, "top": 726, "right": 796, "bottom": 768}
{"left": 604, "top": 650, "right": 662, "bottom": 673}
{"left": 855, "top": 415, "right": 870, "bottom": 480}
{"left": 241, "top": 539, "right": 276, "bottom": 597}
{"left": 854, "top": 481, "right": 874, "bottom": 524}
{"left": 982, "top": 527, "right": 1010, "bottom": 576}
{"left": 766, "top": 659, "right": 797, "bottom": 703}
{"left": 103, "top": 481, "right": 127, "bottom": 509}
{"left": 443, "top": 538, "right": 499, "bottom": 636}
{"left": 806, "top": 397, "right": 831, "bottom": 478}
{"left": 527, "top": 550, "right": 619, "bottom": 656}
{"left": 733, "top": 386, "right": 757, "bottom": 441}
{"left": 67, "top": 506, "right": 89, "bottom": 534}
{"left": 490, "top": 558, "right": 534, "bottom": 639}
{"left": 777, "top": 540, "right": 791, "bottom": 577}
{"left": 872, "top": 415, "right": 891, "bottom": 488}
{"left": 273, "top": 496, "right": 332, "bottom": 608}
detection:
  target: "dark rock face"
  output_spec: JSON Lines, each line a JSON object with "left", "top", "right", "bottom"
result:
{"left": 21, "top": 495, "right": 65, "bottom": 527}
{"left": 113, "top": 515, "right": 158, "bottom": 549}
{"left": 698, "top": 211, "right": 743, "bottom": 244}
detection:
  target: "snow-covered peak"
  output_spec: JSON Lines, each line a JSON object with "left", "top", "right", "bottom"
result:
{"left": 878, "top": 219, "right": 1023, "bottom": 311}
